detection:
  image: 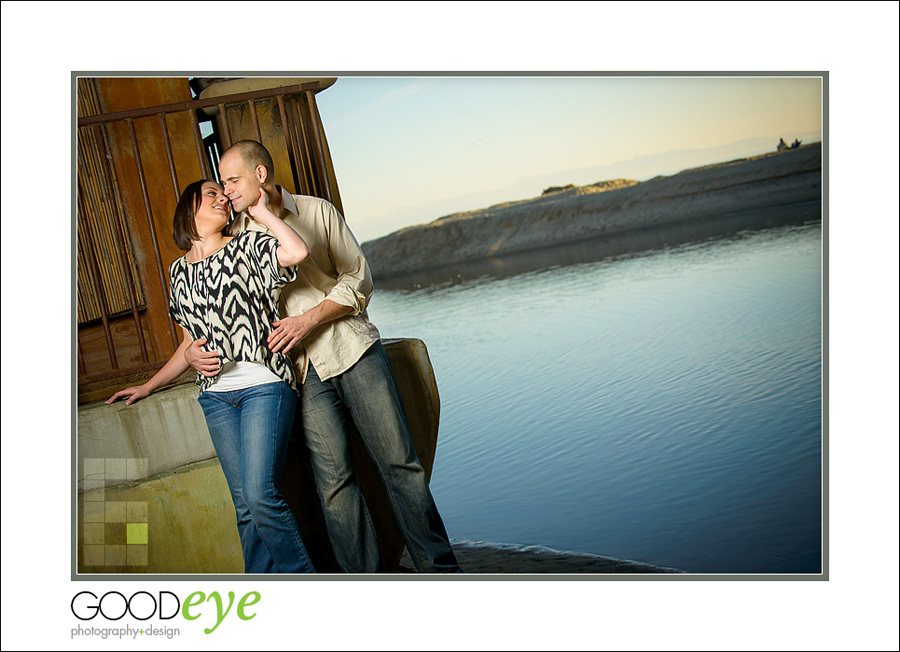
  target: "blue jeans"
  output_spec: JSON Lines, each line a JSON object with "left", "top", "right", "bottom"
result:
{"left": 302, "top": 341, "right": 460, "bottom": 573}
{"left": 198, "top": 381, "right": 315, "bottom": 573}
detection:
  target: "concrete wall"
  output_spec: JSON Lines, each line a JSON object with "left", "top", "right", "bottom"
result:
{"left": 76, "top": 338, "right": 441, "bottom": 574}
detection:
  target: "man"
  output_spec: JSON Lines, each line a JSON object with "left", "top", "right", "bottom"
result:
{"left": 185, "top": 140, "right": 460, "bottom": 573}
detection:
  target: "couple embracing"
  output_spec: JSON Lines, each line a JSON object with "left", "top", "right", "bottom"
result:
{"left": 108, "top": 140, "right": 460, "bottom": 574}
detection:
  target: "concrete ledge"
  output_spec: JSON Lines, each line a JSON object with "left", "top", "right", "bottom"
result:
{"left": 78, "top": 383, "right": 213, "bottom": 487}
{"left": 76, "top": 338, "right": 442, "bottom": 573}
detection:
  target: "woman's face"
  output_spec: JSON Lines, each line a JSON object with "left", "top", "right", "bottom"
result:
{"left": 194, "top": 182, "right": 231, "bottom": 234}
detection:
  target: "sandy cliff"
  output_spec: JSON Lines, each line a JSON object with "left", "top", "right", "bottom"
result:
{"left": 362, "top": 143, "right": 822, "bottom": 279}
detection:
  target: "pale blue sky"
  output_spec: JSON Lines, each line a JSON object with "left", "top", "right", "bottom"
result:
{"left": 316, "top": 76, "right": 822, "bottom": 242}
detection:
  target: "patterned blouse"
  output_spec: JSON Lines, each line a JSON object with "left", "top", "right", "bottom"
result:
{"left": 168, "top": 231, "right": 298, "bottom": 394}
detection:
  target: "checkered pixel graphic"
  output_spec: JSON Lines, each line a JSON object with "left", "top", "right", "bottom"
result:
{"left": 82, "top": 458, "right": 148, "bottom": 566}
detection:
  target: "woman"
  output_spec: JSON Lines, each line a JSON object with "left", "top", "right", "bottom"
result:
{"left": 107, "top": 180, "right": 315, "bottom": 574}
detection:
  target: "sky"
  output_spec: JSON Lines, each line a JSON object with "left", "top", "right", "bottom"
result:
{"left": 316, "top": 75, "right": 822, "bottom": 242}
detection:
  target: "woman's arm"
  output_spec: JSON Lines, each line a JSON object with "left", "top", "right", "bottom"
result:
{"left": 247, "top": 188, "right": 309, "bottom": 267}
{"left": 106, "top": 328, "right": 193, "bottom": 406}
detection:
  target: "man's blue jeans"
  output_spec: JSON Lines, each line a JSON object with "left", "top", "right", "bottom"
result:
{"left": 301, "top": 341, "right": 460, "bottom": 573}
{"left": 198, "top": 381, "right": 315, "bottom": 573}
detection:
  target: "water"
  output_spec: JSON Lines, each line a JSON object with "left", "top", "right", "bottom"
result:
{"left": 367, "top": 222, "right": 823, "bottom": 573}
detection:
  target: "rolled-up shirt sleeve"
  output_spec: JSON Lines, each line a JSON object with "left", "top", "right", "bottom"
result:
{"left": 321, "top": 202, "right": 374, "bottom": 314}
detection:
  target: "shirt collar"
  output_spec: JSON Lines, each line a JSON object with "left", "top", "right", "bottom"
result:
{"left": 236, "top": 186, "right": 296, "bottom": 232}
{"left": 278, "top": 186, "right": 298, "bottom": 220}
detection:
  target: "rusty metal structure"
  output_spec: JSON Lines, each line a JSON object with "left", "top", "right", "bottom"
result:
{"left": 76, "top": 77, "right": 341, "bottom": 402}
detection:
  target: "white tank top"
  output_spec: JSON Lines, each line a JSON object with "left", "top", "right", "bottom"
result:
{"left": 204, "top": 361, "right": 283, "bottom": 392}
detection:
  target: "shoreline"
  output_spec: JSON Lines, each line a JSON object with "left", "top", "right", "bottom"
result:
{"left": 362, "top": 144, "right": 822, "bottom": 283}
{"left": 402, "top": 540, "right": 684, "bottom": 574}
{"left": 374, "top": 199, "right": 821, "bottom": 290}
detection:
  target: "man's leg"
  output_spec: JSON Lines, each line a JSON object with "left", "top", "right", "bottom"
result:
{"left": 301, "top": 364, "right": 382, "bottom": 573}
{"left": 333, "top": 341, "right": 460, "bottom": 573}
{"left": 198, "top": 391, "right": 277, "bottom": 573}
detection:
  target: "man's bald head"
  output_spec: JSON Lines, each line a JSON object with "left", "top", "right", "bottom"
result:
{"left": 219, "top": 140, "right": 278, "bottom": 214}
{"left": 222, "top": 140, "right": 275, "bottom": 182}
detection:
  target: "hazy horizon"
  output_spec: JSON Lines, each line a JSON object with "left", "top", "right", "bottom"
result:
{"left": 355, "top": 131, "right": 822, "bottom": 244}
{"left": 315, "top": 76, "right": 823, "bottom": 243}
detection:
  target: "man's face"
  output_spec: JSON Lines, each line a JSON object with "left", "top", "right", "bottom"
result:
{"left": 219, "top": 152, "right": 262, "bottom": 214}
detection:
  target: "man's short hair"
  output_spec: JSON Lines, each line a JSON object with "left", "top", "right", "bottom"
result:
{"left": 227, "top": 140, "right": 275, "bottom": 180}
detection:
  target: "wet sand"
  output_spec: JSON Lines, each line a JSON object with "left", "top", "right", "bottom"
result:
{"left": 401, "top": 540, "right": 683, "bottom": 574}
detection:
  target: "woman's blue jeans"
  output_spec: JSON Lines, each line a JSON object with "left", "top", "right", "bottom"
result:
{"left": 198, "top": 381, "right": 315, "bottom": 573}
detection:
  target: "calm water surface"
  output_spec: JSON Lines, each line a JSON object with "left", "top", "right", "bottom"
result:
{"left": 368, "top": 223, "right": 822, "bottom": 573}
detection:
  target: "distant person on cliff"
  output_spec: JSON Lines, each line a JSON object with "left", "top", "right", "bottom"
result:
{"left": 108, "top": 180, "right": 316, "bottom": 574}
{"left": 184, "top": 140, "right": 461, "bottom": 574}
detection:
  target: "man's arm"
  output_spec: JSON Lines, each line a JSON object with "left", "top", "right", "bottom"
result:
{"left": 106, "top": 328, "right": 193, "bottom": 405}
{"left": 316, "top": 198, "right": 374, "bottom": 315}
{"left": 246, "top": 188, "right": 309, "bottom": 267}
{"left": 267, "top": 199, "right": 369, "bottom": 354}
{"left": 184, "top": 337, "right": 221, "bottom": 377}
{"left": 267, "top": 300, "right": 351, "bottom": 353}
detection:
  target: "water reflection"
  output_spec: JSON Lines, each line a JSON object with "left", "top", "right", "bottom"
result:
{"left": 368, "top": 220, "right": 823, "bottom": 573}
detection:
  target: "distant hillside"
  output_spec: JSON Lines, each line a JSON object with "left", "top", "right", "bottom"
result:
{"left": 362, "top": 143, "right": 822, "bottom": 279}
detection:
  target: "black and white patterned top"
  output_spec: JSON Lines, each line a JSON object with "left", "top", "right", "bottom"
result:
{"left": 168, "top": 230, "right": 298, "bottom": 394}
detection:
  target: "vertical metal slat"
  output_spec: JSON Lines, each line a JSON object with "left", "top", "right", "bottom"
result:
{"left": 98, "top": 123, "right": 151, "bottom": 363}
{"left": 158, "top": 114, "right": 181, "bottom": 200}
{"left": 189, "top": 109, "right": 212, "bottom": 179}
{"left": 218, "top": 103, "right": 232, "bottom": 149}
{"left": 77, "top": 178, "right": 118, "bottom": 369}
{"left": 248, "top": 99, "right": 262, "bottom": 143}
{"left": 276, "top": 93, "right": 304, "bottom": 195}
{"left": 126, "top": 118, "right": 180, "bottom": 351}
{"left": 306, "top": 91, "right": 333, "bottom": 204}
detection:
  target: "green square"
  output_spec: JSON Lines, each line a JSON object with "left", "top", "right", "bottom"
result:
{"left": 127, "top": 522, "right": 148, "bottom": 545}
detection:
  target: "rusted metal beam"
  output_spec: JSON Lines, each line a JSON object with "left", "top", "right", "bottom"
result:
{"left": 99, "top": 123, "right": 151, "bottom": 364}
{"left": 77, "top": 338, "right": 87, "bottom": 377}
{"left": 80, "top": 361, "right": 168, "bottom": 383}
{"left": 189, "top": 109, "right": 212, "bottom": 180}
{"left": 306, "top": 91, "right": 333, "bottom": 204}
{"left": 248, "top": 99, "right": 262, "bottom": 142}
{"left": 77, "top": 82, "right": 322, "bottom": 127}
{"left": 218, "top": 103, "right": 232, "bottom": 149}
{"left": 158, "top": 114, "right": 181, "bottom": 201}
{"left": 276, "top": 93, "right": 303, "bottom": 195}
{"left": 77, "top": 179, "right": 118, "bottom": 370}
{"left": 126, "top": 118, "right": 180, "bottom": 351}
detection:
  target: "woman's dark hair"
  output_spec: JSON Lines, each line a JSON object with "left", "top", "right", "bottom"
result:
{"left": 172, "top": 179, "right": 215, "bottom": 251}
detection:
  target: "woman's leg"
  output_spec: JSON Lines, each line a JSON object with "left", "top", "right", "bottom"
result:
{"left": 198, "top": 391, "right": 277, "bottom": 573}
{"left": 238, "top": 382, "right": 315, "bottom": 573}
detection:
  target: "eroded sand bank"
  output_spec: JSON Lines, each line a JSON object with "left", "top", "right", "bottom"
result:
{"left": 362, "top": 143, "right": 821, "bottom": 281}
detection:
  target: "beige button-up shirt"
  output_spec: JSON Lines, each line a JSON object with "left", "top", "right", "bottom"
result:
{"left": 235, "top": 188, "right": 380, "bottom": 382}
